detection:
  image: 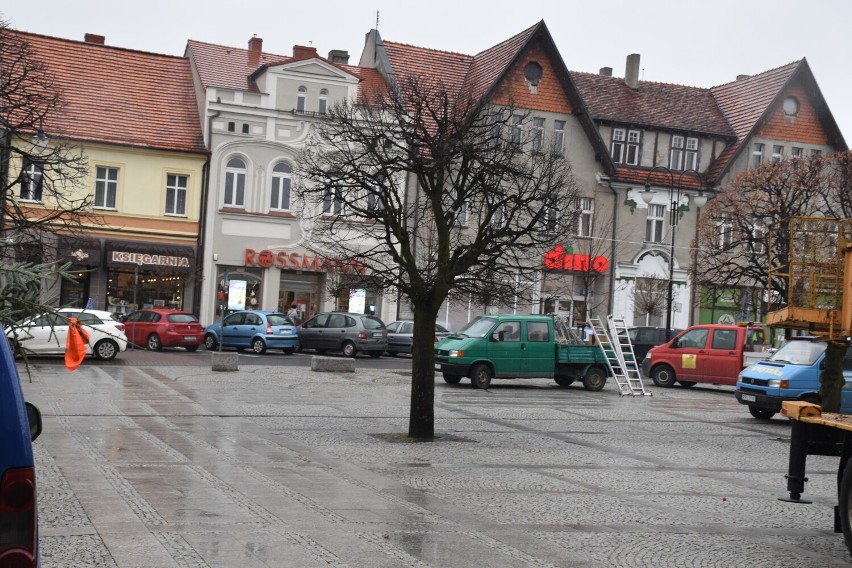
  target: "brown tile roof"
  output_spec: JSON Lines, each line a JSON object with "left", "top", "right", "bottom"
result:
{"left": 463, "top": 23, "right": 539, "bottom": 100}
{"left": 186, "top": 39, "right": 387, "bottom": 103}
{"left": 18, "top": 31, "right": 206, "bottom": 154}
{"left": 570, "top": 71, "right": 735, "bottom": 138}
{"left": 381, "top": 41, "right": 473, "bottom": 92}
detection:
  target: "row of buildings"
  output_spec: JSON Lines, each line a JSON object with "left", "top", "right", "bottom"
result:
{"left": 8, "top": 21, "right": 846, "bottom": 329}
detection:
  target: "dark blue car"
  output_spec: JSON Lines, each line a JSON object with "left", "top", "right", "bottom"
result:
{"left": 203, "top": 310, "right": 299, "bottom": 354}
{"left": 0, "top": 332, "right": 42, "bottom": 566}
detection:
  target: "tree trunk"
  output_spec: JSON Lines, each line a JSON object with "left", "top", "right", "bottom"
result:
{"left": 408, "top": 305, "right": 440, "bottom": 438}
{"left": 819, "top": 341, "right": 847, "bottom": 412}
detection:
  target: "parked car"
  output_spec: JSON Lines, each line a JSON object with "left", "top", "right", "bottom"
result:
{"left": 628, "top": 326, "right": 682, "bottom": 362}
{"left": 0, "top": 324, "right": 42, "bottom": 566}
{"left": 122, "top": 308, "right": 204, "bottom": 351}
{"left": 6, "top": 308, "right": 128, "bottom": 360}
{"left": 203, "top": 310, "right": 299, "bottom": 354}
{"left": 298, "top": 312, "right": 387, "bottom": 358}
{"left": 385, "top": 320, "right": 451, "bottom": 355}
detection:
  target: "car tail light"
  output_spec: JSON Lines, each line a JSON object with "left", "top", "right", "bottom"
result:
{"left": 266, "top": 324, "right": 273, "bottom": 335}
{"left": 0, "top": 467, "right": 37, "bottom": 567}
{"left": 358, "top": 331, "right": 367, "bottom": 339}
{"left": 114, "top": 324, "right": 125, "bottom": 332}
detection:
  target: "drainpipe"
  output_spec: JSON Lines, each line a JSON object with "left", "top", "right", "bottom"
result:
{"left": 605, "top": 177, "right": 618, "bottom": 316}
{"left": 193, "top": 102, "right": 220, "bottom": 319}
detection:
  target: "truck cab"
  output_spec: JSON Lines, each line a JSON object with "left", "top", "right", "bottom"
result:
{"left": 736, "top": 338, "right": 852, "bottom": 420}
{"left": 641, "top": 323, "right": 768, "bottom": 388}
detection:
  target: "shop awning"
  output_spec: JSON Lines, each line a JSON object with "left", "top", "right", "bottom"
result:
{"left": 105, "top": 240, "right": 196, "bottom": 272}
{"left": 58, "top": 237, "right": 101, "bottom": 267}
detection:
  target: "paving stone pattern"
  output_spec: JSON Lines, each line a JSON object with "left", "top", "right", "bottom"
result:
{"left": 19, "top": 362, "right": 852, "bottom": 567}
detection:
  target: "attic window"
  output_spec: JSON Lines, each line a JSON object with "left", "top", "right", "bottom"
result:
{"left": 524, "top": 61, "right": 543, "bottom": 94}
{"left": 783, "top": 96, "right": 800, "bottom": 117}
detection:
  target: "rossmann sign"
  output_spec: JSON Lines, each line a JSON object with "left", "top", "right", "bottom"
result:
{"left": 544, "top": 244, "right": 608, "bottom": 273}
{"left": 244, "top": 249, "right": 366, "bottom": 274}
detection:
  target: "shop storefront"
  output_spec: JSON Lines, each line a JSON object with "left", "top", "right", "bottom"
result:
{"left": 57, "top": 237, "right": 101, "bottom": 308}
{"left": 540, "top": 244, "right": 610, "bottom": 324}
{"left": 104, "top": 241, "right": 196, "bottom": 315}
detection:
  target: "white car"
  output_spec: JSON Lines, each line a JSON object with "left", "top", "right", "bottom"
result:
{"left": 7, "top": 308, "right": 128, "bottom": 360}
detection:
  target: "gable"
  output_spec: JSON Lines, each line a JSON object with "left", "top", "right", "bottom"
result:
{"left": 276, "top": 60, "right": 356, "bottom": 81}
{"left": 489, "top": 38, "right": 573, "bottom": 114}
{"left": 754, "top": 83, "right": 829, "bottom": 145}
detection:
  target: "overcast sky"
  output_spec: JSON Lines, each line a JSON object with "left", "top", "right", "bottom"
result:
{"left": 4, "top": 1, "right": 851, "bottom": 142}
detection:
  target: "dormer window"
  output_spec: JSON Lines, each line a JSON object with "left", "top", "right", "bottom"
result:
{"left": 319, "top": 89, "right": 328, "bottom": 115}
{"left": 296, "top": 86, "right": 307, "bottom": 112}
{"left": 612, "top": 128, "right": 640, "bottom": 165}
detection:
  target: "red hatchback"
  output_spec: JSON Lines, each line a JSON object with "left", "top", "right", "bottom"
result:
{"left": 122, "top": 309, "right": 204, "bottom": 351}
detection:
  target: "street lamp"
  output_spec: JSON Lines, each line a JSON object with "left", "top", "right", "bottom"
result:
{"left": 639, "top": 166, "right": 706, "bottom": 341}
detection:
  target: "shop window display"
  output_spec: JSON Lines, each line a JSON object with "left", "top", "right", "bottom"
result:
{"left": 108, "top": 268, "right": 185, "bottom": 314}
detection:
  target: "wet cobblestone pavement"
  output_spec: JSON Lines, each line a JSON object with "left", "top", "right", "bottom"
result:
{"left": 18, "top": 361, "right": 852, "bottom": 567}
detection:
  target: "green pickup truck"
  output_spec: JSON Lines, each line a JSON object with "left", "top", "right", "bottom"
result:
{"left": 434, "top": 314, "right": 610, "bottom": 390}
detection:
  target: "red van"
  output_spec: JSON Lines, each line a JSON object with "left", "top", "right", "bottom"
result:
{"left": 640, "top": 324, "right": 768, "bottom": 387}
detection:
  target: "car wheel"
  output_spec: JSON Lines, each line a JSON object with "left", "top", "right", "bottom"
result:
{"left": 204, "top": 335, "right": 218, "bottom": 351}
{"left": 369, "top": 351, "right": 382, "bottom": 358}
{"left": 470, "top": 364, "right": 492, "bottom": 389}
{"left": 94, "top": 339, "right": 118, "bottom": 361}
{"left": 342, "top": 341, "right": 357, "bottom": 358}
{"left": 283, "top": 347, "right": 296, "bottom": 355}
{"left": 748, "top": 406, "right": 776, "bottom": 420}
{"left": 443, "top": 373, "right": 462, "bottom": 384}
{"left": 147, "top": 334, "right": 162, "bottom": 351}
{"left": 185, "top": 345, "right": 199, "bottom": 353}
{"left": 582, "top": 366, "right": 607, "bottom": 391}
{"left": 679, "top": 380, "right": 697, "bottom": 388}
{"left": 651, "top": 364, "right": 677, "bottom": 387}
{"left": 251, "top": 338, "right": 267, "bottom": 354}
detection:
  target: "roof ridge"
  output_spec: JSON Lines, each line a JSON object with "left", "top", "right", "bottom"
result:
{"left": 15, "top": 29, "right": 185, "bottom": 59}
{"left": 472, "top": 20, "right": 541, "bottom": 58}
{"left": 569, "top": 70, "right": 712, "bottom": 92}
{"left": 382, "top": 39, "right": 473, "bottom": 60}
{"left": 711, "top": 60, "right": 802, "bottom": 90}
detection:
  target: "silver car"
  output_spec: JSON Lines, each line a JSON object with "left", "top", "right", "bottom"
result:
{"left": 298, "top": 312, "right": 387, "bottom": 358}
{"left": 385, "top": 320, "right": 451, "bottom": 356}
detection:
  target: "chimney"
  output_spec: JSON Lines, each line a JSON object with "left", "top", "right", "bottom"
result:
{"left": 625, "top": 54, "right": 640, "bottom": 89}
{"left": 328, "top": 49, "right": 350, "bottom": 64}
{"left": 248, "top": 35, "right": 262, "bottom": 66}
{"left": 599, "top": 66, "right": 612, "bottom": 77}
{"left": 293, "top": 45, "right": 318, "bottom": 59}
{"left": 84, "top": 33, "right": 105, "bottom": 45}
{"left": 736, "top": 74, "right": 751, "bottom": 81}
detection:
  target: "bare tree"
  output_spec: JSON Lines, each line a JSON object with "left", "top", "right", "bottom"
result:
{"left": 693, "top": 154, "right": 826, "bottom": 310}
{"left": 631, "top": 274, "right": 669, "bottom": 326}
{"left": 295, "top": 74, "right": 580, "bottom": 438}
{"left": 0, "top": 18, "right": 95, "bottom": 361}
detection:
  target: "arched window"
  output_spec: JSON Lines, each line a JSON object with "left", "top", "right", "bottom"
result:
{"left": 296, "top": 86, "right": 307, "bottom": 112}
{"left": 224, "top": 157, "right": 246, "bottom": 207}
{"left": 270, "top": 161, "right": 292, "bottom": 211}
{"left": 318, "top": 89, "right": 329, "bottom": 115}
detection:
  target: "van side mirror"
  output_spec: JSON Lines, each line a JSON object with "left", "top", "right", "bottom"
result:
{"left": 26, "top": 402, "right": 42, "bottom": 442}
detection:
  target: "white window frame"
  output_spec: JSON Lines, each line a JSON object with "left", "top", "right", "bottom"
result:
{"left": 646, "top": 204, "right": 664, "bottom": 243}
{"left": 772, "top": 145, "right": 784, "bottom": 163}
{"left": 751, "top": 143, "right": 764, "bottom": 168}
{"left": 318, "top": 89, "right": 328, "bottom": 115}
{"left": 684, "top": 137, "right": 698, "bottom": 170}
{"left": 511, "top": 114, "right": 523, "bottom": 146}
{"left": 296, "top": 86, "right": 307, "bottom": 112}
{"left": 576, "top": 197, "right": 593, "bottom": 237}
{"left": 165, "top": 173, "right": 188, "bottom": 216}
{"left": 611, "top": 128, "right": 625, "bottom": 163}
{"left": 791, "top": 146, "right": 803, "bottom": 157}
{"left": 625, "top": 130, "right": 640, "bottom": 165}
{"left": 670, "top": 136, "right": 684, "bottom": 170}
{"left": 224, "top": 158, "right": 246, "bottom": 208}
{"left": 322, "top": 181, "right": 344, "bottom": 216}
{"left": 552, "top": 120, "right": 565, "bottom": 154}
{"left": 718, "top": 216, "right": 734, "bottom": 249}
{"left": 531, "top": 117, "right": 544, "bottom": 152}
{"left": 750, "top": 223, "right": 766, "bottom": 255}
{"left": 20, "top": 158, "right": 43, "bottom": 202}
{"left": 539, "top": 198, "right": 558, "bottom": 234}
{"left": 270, "top": 161, "right": 292, "bottom": 211}
{"left": 94, "top": 166, "right": 118, "bottom": 209}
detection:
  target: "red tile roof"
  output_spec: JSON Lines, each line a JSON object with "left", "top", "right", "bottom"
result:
{"left": 17, "top": 31, "right": 206, "bottom": 154}
{"left": 464, "top": 23, "right": 539, "bottom": 100}
{"left": 381, "top": 41, "right": 473, "bottom": 92}
{"left": 186, "top": 39, "right": 387, "bottom": 103}
{"left": 570, "top": 72, "right": 735, "bottom": 138}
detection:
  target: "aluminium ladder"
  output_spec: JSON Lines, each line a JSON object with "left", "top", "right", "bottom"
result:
{"left": 587, "top": 317, "right": 650, "bottom": 397}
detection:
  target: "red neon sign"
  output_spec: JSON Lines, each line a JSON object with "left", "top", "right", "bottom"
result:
{"left": 544, "top": 244, "right": 608, "bottom": 273}
{"left": 244, "top": 249, "right": 366, "bottom": 274}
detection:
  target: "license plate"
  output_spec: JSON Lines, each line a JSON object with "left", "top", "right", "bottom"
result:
{"left": 740, "top": 393, "right": 756, "bottom": 402}
{"left": 373, "top": 332, "right": 383, "bottom": 337}
{"left": 183, "top": 336, "right": 197, "bottom": 341}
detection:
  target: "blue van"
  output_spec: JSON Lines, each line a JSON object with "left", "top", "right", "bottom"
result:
{"left": 0, "top": 334, "right": 42, "bottom": 566}
{"left": 735, "top": 338, "right": 852, "bottom": 420}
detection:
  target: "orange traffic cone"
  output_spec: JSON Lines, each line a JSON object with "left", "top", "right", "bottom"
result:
{"left": 65, "top": 317, "right": 90, "bottom": 371}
